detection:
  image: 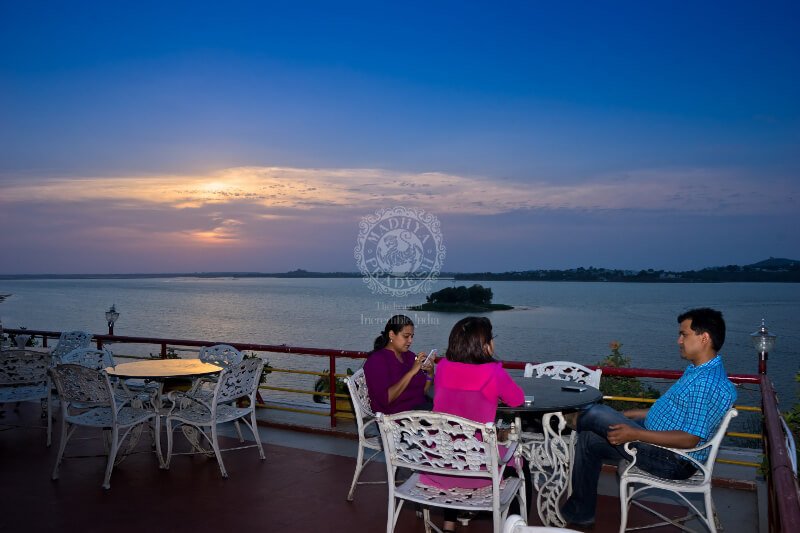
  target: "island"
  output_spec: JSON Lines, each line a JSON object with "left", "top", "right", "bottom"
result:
{"left": 408, "top": 284, "right": 513, "bottom": 312}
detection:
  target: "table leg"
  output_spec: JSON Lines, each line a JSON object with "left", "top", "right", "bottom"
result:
{"left": 535, "top": 412, "right": 570, "bottom": 527}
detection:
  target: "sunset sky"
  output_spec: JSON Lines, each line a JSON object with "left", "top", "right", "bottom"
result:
{"left": 1, "top": 1, "right": 798, "bottom": 274}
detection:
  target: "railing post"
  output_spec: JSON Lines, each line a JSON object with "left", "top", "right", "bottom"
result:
{"left": 42, "top": 335, "right": 48, "bottom": 348}
{"left": 330, "top": 352, "right": 337, "bottom": 428}
{"left": 161, "top": 343, "right": 167, "bottom": 358}
{"left": 96, "top": 337, "right": 103, "bottom": 349}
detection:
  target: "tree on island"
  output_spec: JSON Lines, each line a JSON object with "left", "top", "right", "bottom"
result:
{"left": 426, "top": 284, "right": 493, "bottom": 306}
{"left": 410, "top": 284, "right": 512, "bottom": 312}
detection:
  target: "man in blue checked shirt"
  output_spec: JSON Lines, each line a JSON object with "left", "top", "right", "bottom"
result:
{"left": 560, "top": 308, "right": 737, "bottom": 528}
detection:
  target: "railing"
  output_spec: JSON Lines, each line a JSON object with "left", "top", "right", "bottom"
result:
{"left": 761, "top": 375, "right": 800, "bottom": 531}
{"left": 6, "top": 327, "right": 799, "bottom": 531}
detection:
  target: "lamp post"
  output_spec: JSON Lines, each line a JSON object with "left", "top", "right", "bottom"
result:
{"left": 105, "top": 304, "right": 120, "bottom": 336}
{"left": 750, "top": 318, "right": 776, "bottom": 375}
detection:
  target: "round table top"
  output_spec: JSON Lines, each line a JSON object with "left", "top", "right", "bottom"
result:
{"left": 106, "top": 359, "right": 222, "bottom": 379}
{"left": 497, "top": 376, "right": 603, "bottom": 413}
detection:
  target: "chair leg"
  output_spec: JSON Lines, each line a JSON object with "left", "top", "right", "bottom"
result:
{"left": 52, "top": 420, "right": 73, "bottom": 480}
{"left": 165, "top": 419, "right": 175, "bottom": 469}
{"left": 210, "top": 424, "right": 228, "bottom": 478}
{"left": 347, "top": 444, "right": 365, "bottom": 501}
{"left": 705, "top": 490, "right": 717, "bottom": 533}
{"left": 234, "top": 420, "right": 244, "bottom": 442}
{"left": 46, "top": 391, "right": 52, "bottom": 447}
{"left": 103, "top": 426, "right": 120, "bottom": 489}
{"left": 618, "top": 479, "right": 630, "bottom": 533}
{"left": 422, "top": 507, "right": 433, "bottom": 533}
{"left": 249, "top": 408, "right": 265, "bottom": 460}
{"left": 153, "top": 416, "right": 164, "bottom": 468}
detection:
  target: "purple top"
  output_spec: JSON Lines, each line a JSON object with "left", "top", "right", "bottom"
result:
{"left": 363, "top": 348, "right": 427, "bottom": 415}
{"left": 420, "top": 358, "right": 524, "bottom": 489}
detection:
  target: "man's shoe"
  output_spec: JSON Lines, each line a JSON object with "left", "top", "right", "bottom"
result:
{"left": 560, "top": 506, "right": 595, "bottom": 528}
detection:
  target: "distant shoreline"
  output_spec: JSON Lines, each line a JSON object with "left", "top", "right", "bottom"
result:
{"left": 0, "top": 258, "right": 798, "bottom": 283}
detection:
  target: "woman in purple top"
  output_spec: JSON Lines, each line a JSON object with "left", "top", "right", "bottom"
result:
{"left": 363, "top": 314, "right": 434, "bottom": 415}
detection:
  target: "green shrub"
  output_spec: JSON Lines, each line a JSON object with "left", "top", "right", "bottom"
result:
{"left": 598, "top": 341, "right": 660, "bottom": 411}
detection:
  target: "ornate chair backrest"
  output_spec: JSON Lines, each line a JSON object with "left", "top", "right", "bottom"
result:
{"left": 199, "top": 344, "right": 244, "bottom": 368}
{"left": 0, "top": 351, "right": 49, "bottom": 386}
{"left": 345, "top": 369, "right": 375, "bottom": 421}
{"left": 51, "top": 331, "right": 93, "bottom": 362}
{"left": 524, "top": 361, "right": 602, "bottom": 388}
{"left": 59, "top": 347, "right": 115, "bottom": 370}
{"left": 376, "top": 411, "right": 500, "bottom": 483}
{"left": 49, "top": 364, "right": 114, "bottom": 409}
{"left": 212, "top": 357, "right": 264, "bottom": 406}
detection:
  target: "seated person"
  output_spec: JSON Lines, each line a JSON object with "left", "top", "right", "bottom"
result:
{"left": 560, "top": 307, "right": 737, "bottom": 527}
{"left": 419, "top": 316, "right": 528, "bottom": 532}
{"left": 363, "top": 314, "right": 433, "bottom": 415}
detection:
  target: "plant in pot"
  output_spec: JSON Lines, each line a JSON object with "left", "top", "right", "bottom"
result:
{"left": 10, "top": 326, "right": 35, "bottom": 348}
{"left": 313, "top": 368, "right": 355, "bottom": 415}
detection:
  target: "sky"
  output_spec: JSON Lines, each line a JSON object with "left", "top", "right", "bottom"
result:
{"left": 1, "top": 1, "right": 798, "bottom": 274}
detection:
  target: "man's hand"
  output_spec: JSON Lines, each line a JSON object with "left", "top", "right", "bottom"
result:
{"left": 607, "top": 424, "right": 641, "bottom": 446}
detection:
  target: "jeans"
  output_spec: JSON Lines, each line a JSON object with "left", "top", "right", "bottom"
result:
{"left": 561, "top": 404, "right": 697, "bottom": 523}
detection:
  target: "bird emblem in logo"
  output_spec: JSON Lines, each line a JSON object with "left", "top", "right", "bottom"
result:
{"left": 354, "top": 206, "right": 445, "bottom": 297}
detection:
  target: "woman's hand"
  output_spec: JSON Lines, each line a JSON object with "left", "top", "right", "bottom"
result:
{"left": 412, "top": 351, "right": 426, "bottom": 373}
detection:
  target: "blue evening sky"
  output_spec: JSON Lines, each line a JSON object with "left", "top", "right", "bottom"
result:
{"left": 1, "top": 1, "right": 798, "bottom": 274}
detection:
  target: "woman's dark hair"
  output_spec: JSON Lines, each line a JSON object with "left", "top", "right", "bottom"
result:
{"left": 445, "top": 316, "right": 495, "bottom": 364}
{"left": 372, "top": 314, "right": 415, "bottom": 352}
{"left": 677, "top": 307, "right": 726, "bottom": 352}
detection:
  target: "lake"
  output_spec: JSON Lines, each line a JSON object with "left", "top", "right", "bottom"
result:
{"left": 1, "top": 277, "right": 798, "bottom": 409}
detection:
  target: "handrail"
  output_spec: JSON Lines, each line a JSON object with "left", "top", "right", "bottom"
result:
{"left": 761, "top": 375, "right": 800, "bottom": 532}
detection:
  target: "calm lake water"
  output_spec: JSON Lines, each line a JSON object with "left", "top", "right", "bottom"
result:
{"left": 1, "top": 278, "right": 798, "bottom": 409}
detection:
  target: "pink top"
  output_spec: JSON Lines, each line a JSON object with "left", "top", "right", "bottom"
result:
{"left": 419, "top": 358, "right": 524, "bottom": 489}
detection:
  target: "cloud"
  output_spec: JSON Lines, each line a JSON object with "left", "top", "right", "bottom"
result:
{"left": 1, "top": 165, "right": 796, "bottom": 218}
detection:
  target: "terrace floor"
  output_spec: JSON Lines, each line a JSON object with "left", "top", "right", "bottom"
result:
{"left": 1, "top": 402, "right": 761, "bottom": 533}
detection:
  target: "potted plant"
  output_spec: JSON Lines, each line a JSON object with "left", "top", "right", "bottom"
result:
{"left": 313, "top": 368, "right": 354, "bottom": 416}
{"left": 12, "top": 326, "right": 33, "bottom": 348}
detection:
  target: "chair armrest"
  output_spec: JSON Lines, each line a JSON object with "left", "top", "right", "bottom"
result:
{"left": 622, "top": 440, "right": 707, "bottom": 472}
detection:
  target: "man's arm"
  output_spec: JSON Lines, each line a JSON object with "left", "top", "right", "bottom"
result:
{"left": 607, "top": 424, "right": 700, "bottom": 449}
{"left": 622, "top": 408, "right": 650, "bottom": 421}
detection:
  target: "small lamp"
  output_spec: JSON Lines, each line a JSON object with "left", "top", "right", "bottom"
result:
{"left": 105, "top": 304, "right": 120, "bottom": 336}
{"left": 750, "top": 318, "right": 776, "bottom": 374}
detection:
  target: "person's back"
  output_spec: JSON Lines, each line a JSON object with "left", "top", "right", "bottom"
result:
{"left": 434, "top": 358, "right": 521, "bottom": 424}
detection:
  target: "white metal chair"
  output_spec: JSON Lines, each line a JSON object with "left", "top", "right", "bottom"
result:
{"left": 164, "top": 357, "right": 265, "bottom": 478}
{"left": 618, "top": 408, "right": 738, "bottom": 533}
{"left": 189, "top": 344, "right": 245, "bottom": 397}
{"left": 60, "top": 346, "right": 114, "bottom": 369}
{"left": 50, "top": 331, "right": 93, "bottom": 363}
{"left": 376, "top": 410, "right": 527, "bottom": 533}
{"left": 344, "top": 368, "right": 384, "bottom": 501}
{"left": 0, "top": 350, "right": 53, "bottom": 446}
{"left": 503, "top": 514, "right": 581, "bottom": 533}
{"left": 518, "top": 361, "right": 602, "bottom": 494}
{"left": 199, "top": 343, "right": 244, "bottom": 367}
{"left": 49, "top": 364, "right": 161, "bottom": 489}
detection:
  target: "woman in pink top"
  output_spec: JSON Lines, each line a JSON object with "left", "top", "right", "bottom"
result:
{"left": 419, "top": 316, "right": 529, "bottom": 532}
